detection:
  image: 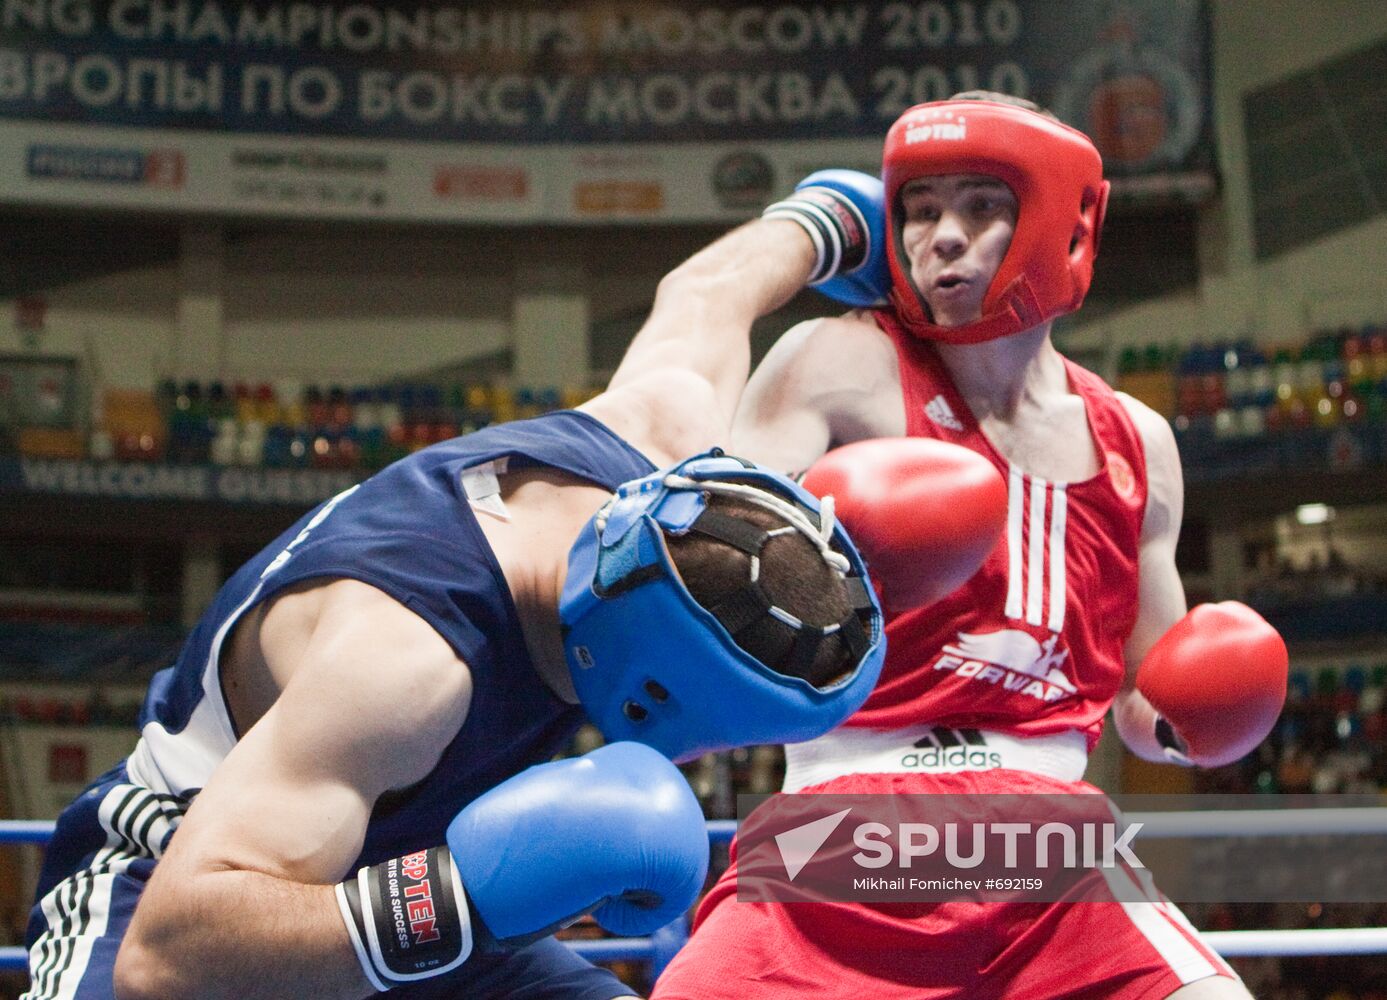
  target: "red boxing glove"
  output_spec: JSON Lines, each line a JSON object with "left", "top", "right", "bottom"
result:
{"left": 1136, "top": 602, "right": 1288, "bottom": 768}
{"left": 801, "top": 438, "right": 1006, "bottom": 614}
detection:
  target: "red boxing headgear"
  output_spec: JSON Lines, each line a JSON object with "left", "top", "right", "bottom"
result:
{"left": 883, "top": 100, "right": 1110, "bottom": 344}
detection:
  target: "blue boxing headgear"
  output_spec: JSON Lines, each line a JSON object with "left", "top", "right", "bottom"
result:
{"left": 559, "top": 449, "right": 885, "bottom": 762}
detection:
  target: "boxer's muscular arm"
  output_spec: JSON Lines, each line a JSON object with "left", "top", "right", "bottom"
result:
{"left": 115, "top": 580, "right": 472, "bottom": 1000}
{"left": 582, "top": 218, "right": 817, "bottom": 466}
{"left": 1111, "top": 395, "right": 1188, "bottom": 762}
{"left": 731, "top": 317, "right": 845, "bottom": 472}
{"left": 731, "top": 312, "right": 904, "bottom": 473}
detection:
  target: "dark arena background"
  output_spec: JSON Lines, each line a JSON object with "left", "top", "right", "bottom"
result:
{"left": 1, "top": 2, "right": 1386, "bottom": 998}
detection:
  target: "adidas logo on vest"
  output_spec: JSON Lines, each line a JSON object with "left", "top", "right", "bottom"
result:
{"left": 924, "top": 394, "right": 964, "bottom": 431}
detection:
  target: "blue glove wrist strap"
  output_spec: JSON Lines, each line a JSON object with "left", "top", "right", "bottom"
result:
{"left": 336, "top": 846, "right": 473, "bottom": 992}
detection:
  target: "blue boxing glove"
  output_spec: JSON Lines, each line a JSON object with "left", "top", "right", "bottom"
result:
{"left": 337, "top": 742, "right": 707, "bottom": 992}
{"left": 762, "top": 169, "right": 888, "bottom": 307}
{"left": 450, "top": 741, "right": 708, "bottom": 942}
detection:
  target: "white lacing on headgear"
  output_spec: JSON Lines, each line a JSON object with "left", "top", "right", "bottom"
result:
{"left": 662, "top": 474, "right": 851, "bottom": 575}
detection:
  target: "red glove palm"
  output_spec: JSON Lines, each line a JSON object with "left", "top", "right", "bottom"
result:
{"left": 801, "top": 438, "right": 1007, "bottom": 614}
{"left": 1137, "top": 602, "right": 1288, "bottom": 767}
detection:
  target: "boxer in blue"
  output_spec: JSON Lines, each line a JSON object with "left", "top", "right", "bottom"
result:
{"left": 21, "top": 190, "right": 969, "bottom": 1000}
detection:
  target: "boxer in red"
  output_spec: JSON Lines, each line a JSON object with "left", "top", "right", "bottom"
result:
{"left": 653, "top": 93, "right": 1288, "bottom": 1000}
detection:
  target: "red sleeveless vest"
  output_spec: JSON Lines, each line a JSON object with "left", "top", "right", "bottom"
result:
{"left": 851, "top": 310, "right": 1148, "bottom": 749}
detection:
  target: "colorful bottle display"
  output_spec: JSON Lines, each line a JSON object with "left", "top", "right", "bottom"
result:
{"left": 1116, "top": 326, "right": 1387, "bottom": 473}
{"left": 93, "top": 381, "right": 597, "bottom": 471}
{"left": 10, "top": 324, "right": 1382, "bottom": 475}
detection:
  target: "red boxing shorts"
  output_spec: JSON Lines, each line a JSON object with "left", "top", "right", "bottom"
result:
{"left": 653, "top": 770, "right": 1238, "bottom": 1000}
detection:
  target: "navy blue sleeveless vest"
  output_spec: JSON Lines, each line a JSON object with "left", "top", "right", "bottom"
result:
{"left": 133, "top": 410, "right": 655, "bottom": 866}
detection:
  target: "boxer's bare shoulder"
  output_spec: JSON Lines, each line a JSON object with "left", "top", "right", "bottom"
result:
{"left": 1116, "top": 390, "right": 1182, "bottom": 538}
{"left": 732, "top": 310, "right": 905, "bottom": 472}
{"left": 221, "top": 578, "right": 473, "bottom": 744}
{"left": 1116, "top": 389, "right": 1177, "bottom": 453}
{"left": 580, "top": 367, "right": 728, "bottom": 468}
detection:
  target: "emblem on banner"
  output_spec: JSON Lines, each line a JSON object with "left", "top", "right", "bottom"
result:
{"left": 1051, "top": 16, "right": 1202, "bottom": 170}
{"left": 712, "top": 152, "right": 774, "bottom": 209}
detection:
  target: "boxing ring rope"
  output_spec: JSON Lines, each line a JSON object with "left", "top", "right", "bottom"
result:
{"left": 0, "top": 821, "right": 53, "bottom": 845}
{"left": 5, "top": 811, "right": 1387, "bottom": 976}
{"left": 711, "top": 808, "right": 1387, "bottom": 843}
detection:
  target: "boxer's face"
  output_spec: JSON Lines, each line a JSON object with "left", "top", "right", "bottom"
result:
{"left": 899, "top": 174, "right": 1018, "bottom": 327}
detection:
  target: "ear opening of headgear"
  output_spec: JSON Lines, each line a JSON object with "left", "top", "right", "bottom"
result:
{"left": 559, "top": 450, "right": 886, "bottom": 762}
{"left": 882, "top": 99, "right": 1110, "bottom": 345}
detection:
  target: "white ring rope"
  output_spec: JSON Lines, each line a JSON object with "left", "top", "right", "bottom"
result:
{"left": 6, "top": 812, "right": 1387, "bottom": 974}
{"left": 1125, "top": 808, "right": 1387, "bottom": 839}
{"left": 707, "top": 810, "right": 1387, "bottom": 846}
{"left": 2, "top": 928, "right": 1387, "bottom": 970}
{"left": 1202, "top": 928, "right": 1387, "bottom": 957}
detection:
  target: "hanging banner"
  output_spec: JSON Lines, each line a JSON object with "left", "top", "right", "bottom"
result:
{"left": 0, "top": 0, "right": 1213, "bottom": 221}
{"left": 0, "top": 455, "right": 358, "bottom": 505}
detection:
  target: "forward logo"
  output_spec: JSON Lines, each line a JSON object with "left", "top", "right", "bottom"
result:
{"left": 924, "top": 394, "right": 964, "bottom": 432}
{"left": 934, "top": 629, "right": 1077, "bottom": 703}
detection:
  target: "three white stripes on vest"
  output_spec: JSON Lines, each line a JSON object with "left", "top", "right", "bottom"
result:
{"left": 1003, "top": 465, "right": 1067, "bottom": 633}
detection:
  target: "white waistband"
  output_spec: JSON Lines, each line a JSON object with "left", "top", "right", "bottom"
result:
{"left": 782, "top": 723, "right": 1089, "bottom": 792}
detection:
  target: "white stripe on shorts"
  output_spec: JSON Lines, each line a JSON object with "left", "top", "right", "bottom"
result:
{"left": 22, "top": 784, "right": 186, "bottom": 1000}
{"left": 1098, "top": 860, "right": 1221, "bottom": 985}
{"left": 1158, "top": 894, "right": 1238, "bottom": 979}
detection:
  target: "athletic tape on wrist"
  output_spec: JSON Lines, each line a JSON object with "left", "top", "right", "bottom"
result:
{"left": 802, "top": 186, "right": 869, "bottom": 275}
{"left": 762, "top": 200, "right": 835, "bottom": 282}
{"left": 762, "top": 186, "right": 869, "bottom": 284}
{"left": 336, "top": 846, "right": 472, "bottom": 992}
